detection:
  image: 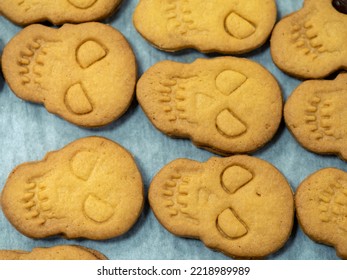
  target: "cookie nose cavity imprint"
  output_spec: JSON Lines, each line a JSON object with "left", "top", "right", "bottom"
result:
{"left": 224, "top": 12, "right": 256, "bottom": 39}
{"left": 65, "top": 83, "right": 93, "bottom": 115}
{"left": 215, "top": 70, "right": 247, "bottom": 96}
{"left": 216, "top": 109, "right": 247, "bottom": 137}
{"left": 221, "top": 165, "right": 253, "bottom": 194}
{"left": 83, "top": 194, "right": 115, "bottom": 223}
{"left": 68, "top": 0, "right": 98, "bottom": 9}
{"left": 332, "top": 0, "right": 347, "bottom": 14}
{"left": 217, "top": 208, "right": 248, "bottom": 239}
{"left": 70, "top": 150, "right": 98, "bottom": 181}
{"left": 76, "top": 40, "right": 107, "bottom": 69}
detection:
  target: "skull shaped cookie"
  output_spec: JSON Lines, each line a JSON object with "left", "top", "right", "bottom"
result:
{"left": 149, "top": 155, "right": 294, "bottom": 259}
{"left": 0, "top": 136, "right": 144, "bottom": 240}
{"left": 133, "top": 0, "right": 277, "bottom": 54}
{"left": 1, "top": 22, "right": 136, "bottom": 127}
{"left": 271, "top": 0, "right": 347, "bottom": 79}
{"left": 0, "top": 0, "right": 122, "bottom": 25}
{"left": 0, "top": 245, "right": 108, "bottom": 260}
{"left": 284, "top": 73, "right": 347, "bottom": 161}
{"left": 295, "top": 168, "right": 347, "bottom": 259}
{"left": 136, "top": 57, "right": 282, "bottom": 155}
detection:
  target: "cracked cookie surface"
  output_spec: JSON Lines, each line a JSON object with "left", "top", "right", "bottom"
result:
{"left": 271, "top": 0, "right": 347, "bottom": 79}
{"left": 1, "top": 22, "right": 136, "bottom": 128}
{"left": 0, "top": 136, "right": 144, "bottom": 240}
{"left": 0, "top": 0, "right": 122, "bottom": 25}
{"left": 136, "top": 57, "right": 282, "bottom": 155}
{"left": 284, "top": 73, "right": 347, "bottom": 161}
{"left": 295, "top": 168, "right": 347, "bottom": 259}
{"left": 149, "top": 155, "right": 294, "bottom": 259}
{"left": 133, "top": 0, "right": 277, "bottom": 54}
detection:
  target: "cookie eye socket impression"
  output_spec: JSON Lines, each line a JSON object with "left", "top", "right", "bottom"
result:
{"left": 221, "top": 165, "right": 253, "bottom": 194}
{"left": 332, "top": 0, "right": 347, "bottom": 14}
{"left": 67, "top": 0, "right": 98, "bottom": 9}
{"left": 224, "top": 12, "right": 256, "bottom": 39}
{"left": 70, "top": 150, "right": 98, "bottom": 181}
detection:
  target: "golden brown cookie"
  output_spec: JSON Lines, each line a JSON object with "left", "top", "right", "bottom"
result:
{"left": 1, "top": 22, "right": 136, "bottom": 127}
{"left": 137, "top": 57, "right": 282, "bottom": 155}
{"left": 149, "top": 155, "right": 294, "bottom": 259}
{"left": 284, "top": 73, "right": 347, "bottom": 161}
{"left": 295, "top": 168, "right": 347, "bottom": 259}
{"left": 1, "top": 136, "right": 144, "bottom": 240}
{"left": 133, "top": 0, "right": 277, "bottom": 54}
{"left": 0, "top": 245, "right": 108, "bottom": 260}
{"left": 0, "top": 0, "right": 122, "bottom": 26}
{"left": 271, "top": 0, "right": 347, "bottom": 79}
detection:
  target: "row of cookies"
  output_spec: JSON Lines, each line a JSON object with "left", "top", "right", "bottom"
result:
{"left": 1, "top": 20, "right": 346, "bottom": 159}
{"left": 1, "top": 0, "right": 345, "bottom": 79}
{"left": 0, "top": 136, "right": 346, "bottom": 259}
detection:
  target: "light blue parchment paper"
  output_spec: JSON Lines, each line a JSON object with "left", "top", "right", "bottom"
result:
{"left": 0, "top": 0, "right": 345, "bottom": 260}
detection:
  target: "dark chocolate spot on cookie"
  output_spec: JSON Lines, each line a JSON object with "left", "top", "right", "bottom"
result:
{"left": 332, "top": 0, "right": 347, "bottom": 14}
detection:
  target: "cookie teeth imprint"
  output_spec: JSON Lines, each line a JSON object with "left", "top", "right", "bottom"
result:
{"left": 165, "top": 0, "right": 197, "bottom": 35}
{"left": 17, "top": 38, "right": 45, "bottom": 87}
{"left": 319, "top": 180, "right": 347, "bottom": 232}
{"left": 22, "top": 181, "right": 57, "bottom": 225}
{"left": 271, "top": 0, "right": 347, "bottom": 78}
{"left": 157, "top": 75, "right": 215, "bottom": 123}
{"left": 161, "top": 172, "right": 203, "bottom": 224}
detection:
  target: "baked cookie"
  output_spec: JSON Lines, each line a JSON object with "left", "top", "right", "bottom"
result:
{"left": 295, "top": 168, "right": 347, "bottom": 259}
{"left": 0, "top": 245, "right": 107, "bottom": 260}
{"left": 149, "top": 155, "right": 294, "bottom": 259}
{"left": 271, "top": 0, "right": 347, "bottom": 79}
{"left": 1, "top": 22, "right": 136, "bottom": 127}
{"left": 0, "top": 0, "right": 122, "bottom": 26}
{"left": 133, "top": 0, "right": 277, "bottom": 54}
{"left": 1, "top": 136, "right": 144, "bottom": 240}
{"left": 137, "top": 57, "right": 282, "bottom": 155}
{"left": 284, "top": 73, "right": 347, "bottom": 161}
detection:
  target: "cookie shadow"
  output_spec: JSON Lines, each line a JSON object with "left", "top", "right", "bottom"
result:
{"left": 104, "top": 0, "right": 134, "bottom": 24}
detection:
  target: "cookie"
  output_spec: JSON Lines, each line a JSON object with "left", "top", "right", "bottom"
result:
{"left": 0, "top": 245, "right": 107, "bottom": 260}
{"left": 295, "top": 168, "right": 347, "bottom": 259}
{"left": 0, "top": 136, "right": 144, "bottom": 240}
{"left": 149, "top": 155, "right": 294, "bottom": 259}
{"left": 133, "top": 0, "right": 277, "bottom": 54}
{"left": 271, "top": 0, "right": 347, "bottom": 79}
{"left": 284, "top": 73, "right": 347, "bottom": 161}
{"left": 1, "top": 22, "right": 136, "bottom": 127}
{"left": 136, "top": 57, "right": 283, "bottom": 155}
{"left": 0, "top": 0, "right": 122, "bottom": 26}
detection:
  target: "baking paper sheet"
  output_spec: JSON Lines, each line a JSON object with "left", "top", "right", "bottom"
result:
{"left": 0, "top": 0, "right": 345, "bottom": 260}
